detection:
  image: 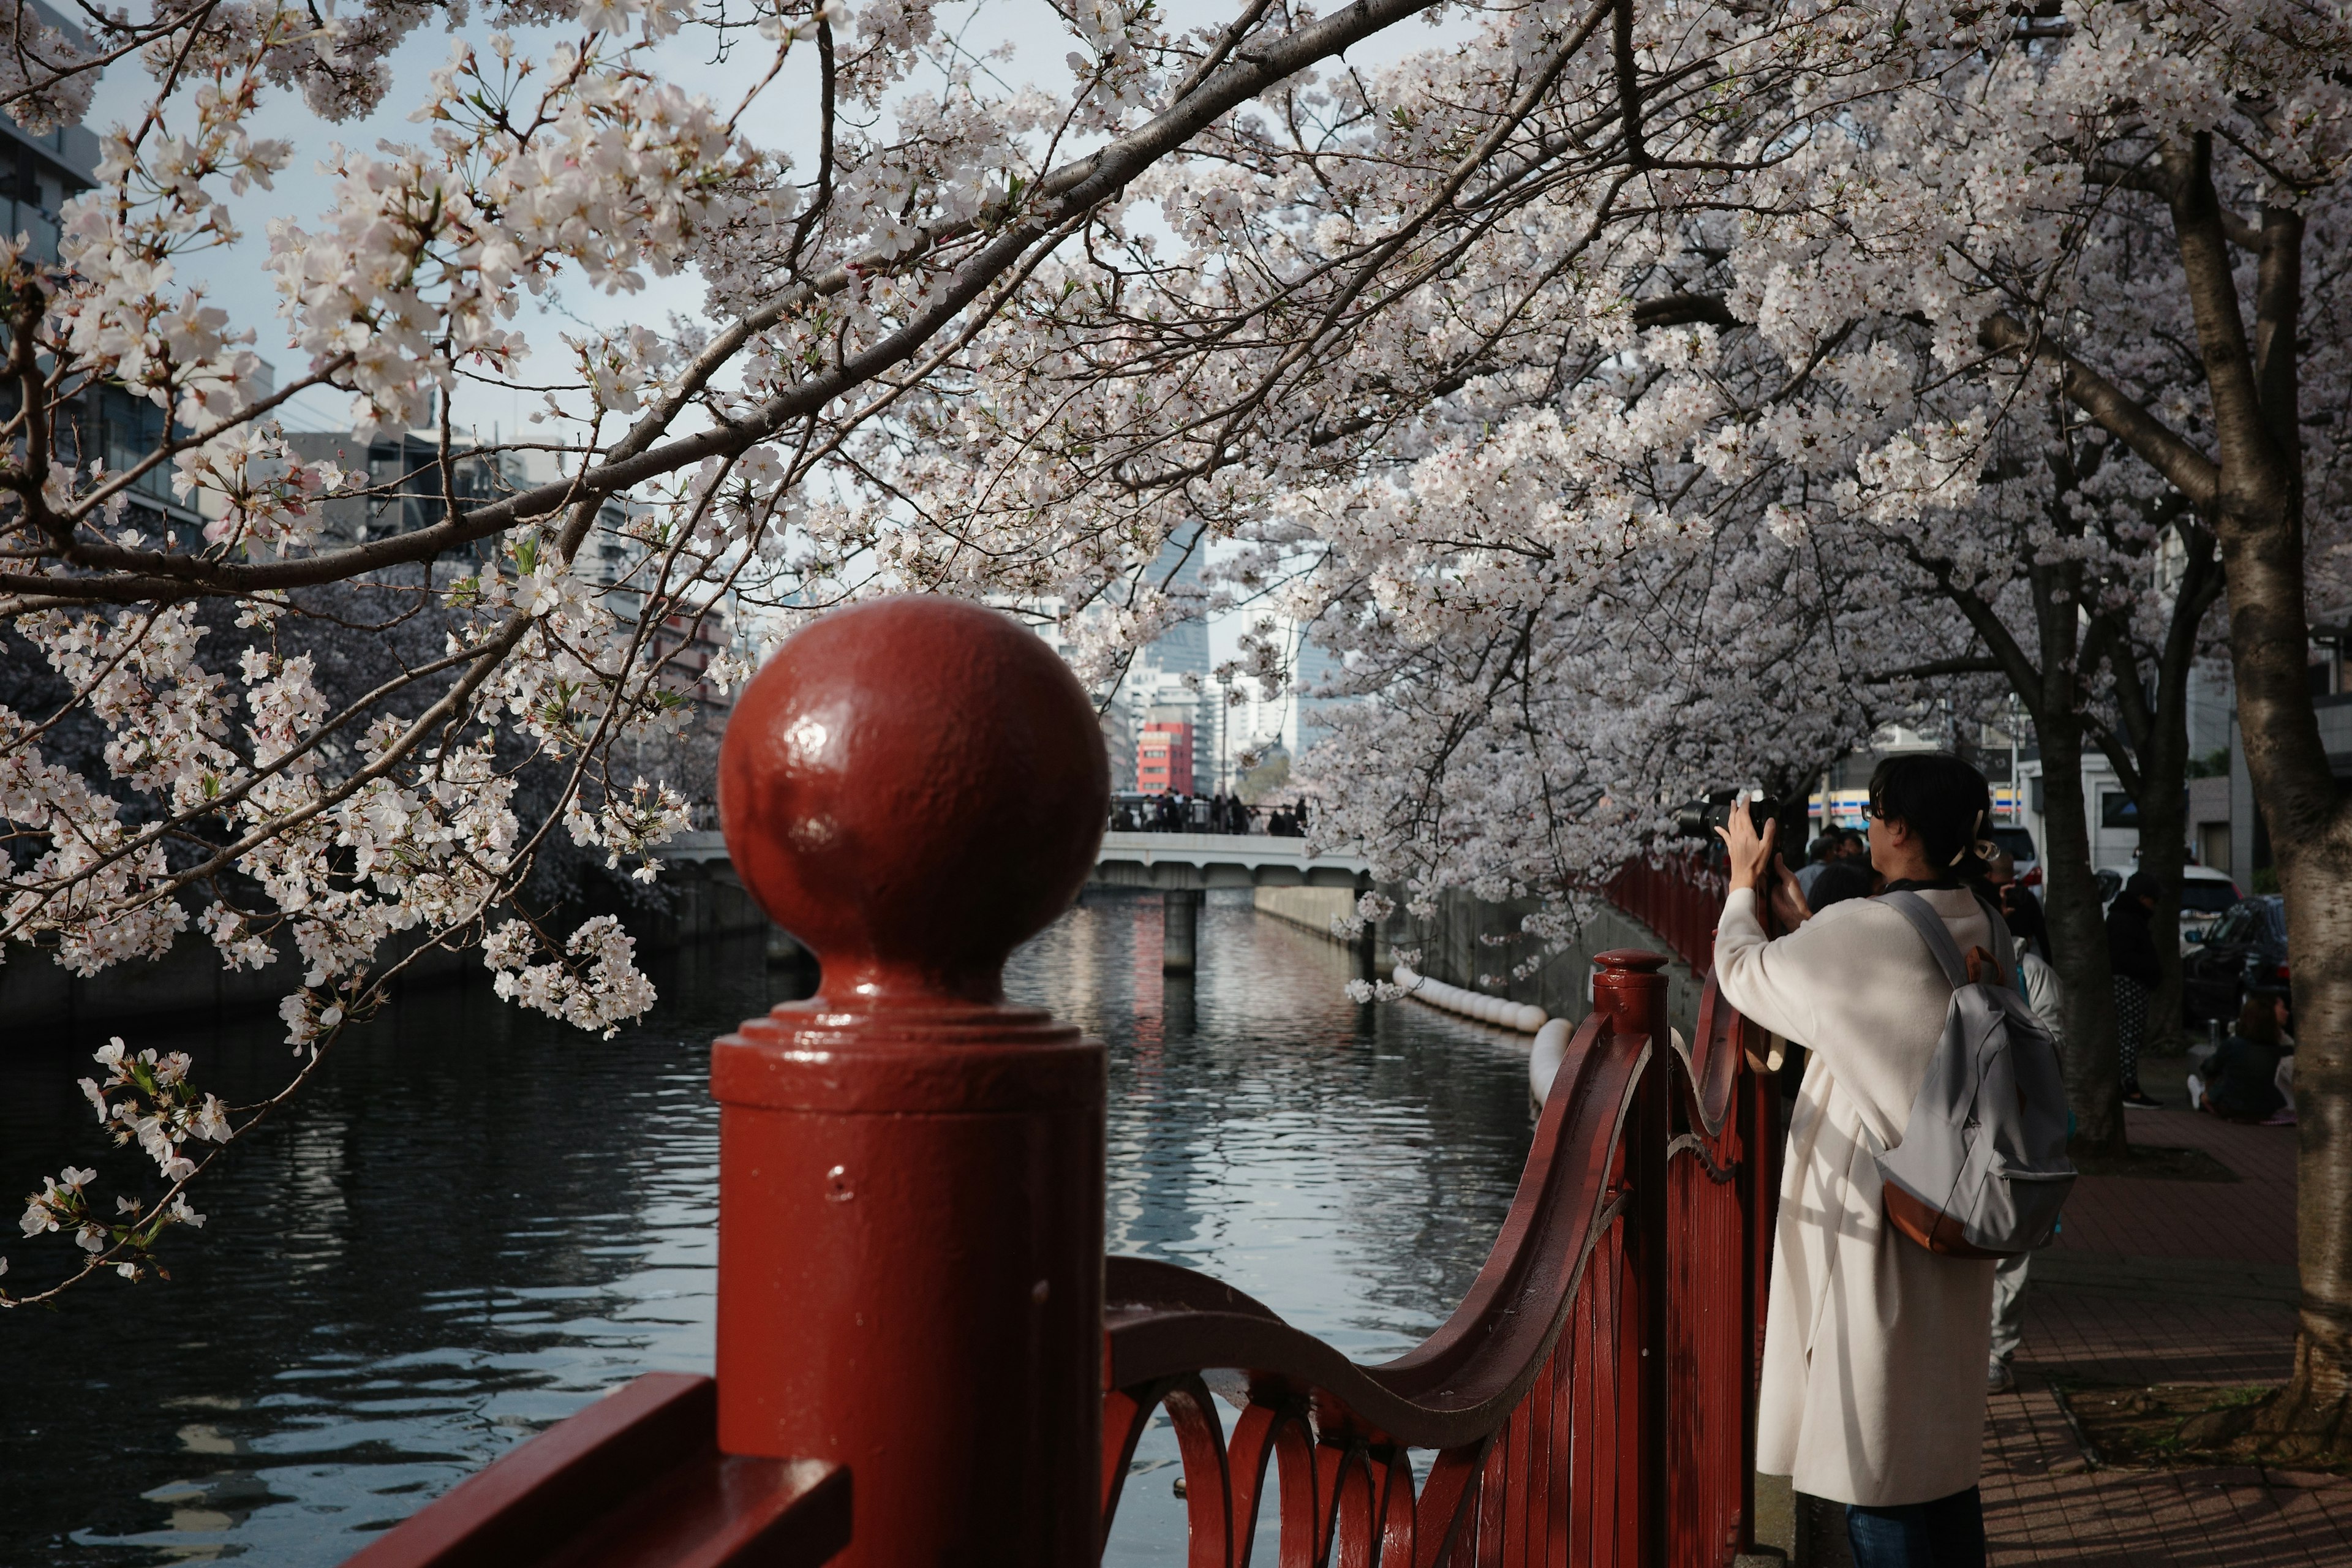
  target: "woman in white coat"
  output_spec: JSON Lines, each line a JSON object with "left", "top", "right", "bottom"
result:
{"left": 1713, "top": 753, "right": 2003, "bottom": 1568}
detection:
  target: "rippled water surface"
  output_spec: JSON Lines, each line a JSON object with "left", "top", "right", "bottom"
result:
{"left": 2, "top": 892, "right": 1536, "bottom": 1564}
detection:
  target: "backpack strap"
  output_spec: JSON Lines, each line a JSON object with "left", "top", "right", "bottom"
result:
{"left": 1878, "top": 889, "right": 1971, "bottom": 990}
{"left": 1973, "top": 894, "right": 2018, "bottom": 990}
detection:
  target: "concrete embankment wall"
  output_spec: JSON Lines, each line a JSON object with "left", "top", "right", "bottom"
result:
{"left": 1256, "top": 884, "right": 1703, "bottom": 1041}
{"left": 1251, "top": 886, "right": 1368, "bottom": 949}
{"left": 0, "top": 859, "right": 771, "bottom": 1035}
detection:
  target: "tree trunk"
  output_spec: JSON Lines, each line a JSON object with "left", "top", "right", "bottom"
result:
{"left": 2038, "top": 720, "right": 2127, "bottom": 1153}
{"left": 1920, "top": 479, "right": 2128, "bottom": 1153}
{"left": 2157, "top": 148, "right": 2352, "bottom": 1449}
{"left": 2263, "top": 838, "right": 2352, "bottom": 1452}
{"left": 2098, "top": 527, "right": 2223, "bottom": 1069}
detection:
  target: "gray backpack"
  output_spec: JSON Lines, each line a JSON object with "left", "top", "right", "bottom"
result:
{"left": 1875, "top": 891, "right": 2076, "bottom": 1258}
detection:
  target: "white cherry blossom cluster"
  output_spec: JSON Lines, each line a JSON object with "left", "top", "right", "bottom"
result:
{"left": 8, "top": 1041, "right": 219, "bottom": 1291}
{"left": 838, "top": 0, "right": 2350, "bottom": 984}
{"left": 484, "top": 912, "right": 655, "bottom": 1028}
{"left": 80, "top": 1038, "right": 234, "bottom": 1182}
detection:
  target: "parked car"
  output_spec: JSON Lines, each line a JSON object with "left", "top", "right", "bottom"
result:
{"left": 2180, "top": 895, "right": 2289, "bottom": 1025}
{"left": 2177, "top": 866, "right": 2245, "bottom": 946}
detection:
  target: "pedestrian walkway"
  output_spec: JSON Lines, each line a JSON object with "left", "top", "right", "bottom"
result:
{"left": 1982, "top": 1106, "right": 2352, "bottom": 1565}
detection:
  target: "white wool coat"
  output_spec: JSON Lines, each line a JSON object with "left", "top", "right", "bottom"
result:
{"left": 1714, "top": 887, "right": 1999, "bottom": 1507}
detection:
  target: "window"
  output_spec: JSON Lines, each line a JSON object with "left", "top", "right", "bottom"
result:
{"left": 2099, "top": 791, "right": 2139, "bottom": 829}
{"left": 2180, "top": 881, "right": 2241, "bottom": 914}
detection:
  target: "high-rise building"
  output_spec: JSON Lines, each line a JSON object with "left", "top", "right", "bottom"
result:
{"left": 1231, "top": 613, "right": 1343, "bottom": 763}
{"left": 1, "top": 26, "right": 213, "bottom": 543}
{"left": 287, "top": 428, "right": 500, "bottom": 550}
{"left": 1101, "top": 698, "right": 1137, "bottom": 792}
{"left": 1140, "top": 532, "right": 1212, "bottom": 685}
{"left": 1124, "top": 532, "right": 1220, "bottom": 778}
{"left": 1, "top": 9, "right": 98, "bottom": 266}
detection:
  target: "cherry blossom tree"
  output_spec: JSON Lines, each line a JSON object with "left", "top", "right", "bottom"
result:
{"left": 856, "top": 0, "right": 2352, "bottom": 1447}
{"left": 2, "top": 0, "right": 1480, "bottom": 1302}
{"left": 16, "top": 0, "right": 1972, "bottom": 1303}
{"left": 1742, "top": 0, "right": 2352, "bottom": 1450}
{"left": 12, "top": 0, "right": 2350, "bottom": 1460}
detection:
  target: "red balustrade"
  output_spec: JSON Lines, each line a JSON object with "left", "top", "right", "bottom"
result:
{"left": 1098, "top": 951, "right": 1778, "bottom": 1566}
{"left": 1604, "top": 855, "right": 1727, "bottom": 973}
{"left": 349, "top": 597, "right": 1775, "bottom": 1568}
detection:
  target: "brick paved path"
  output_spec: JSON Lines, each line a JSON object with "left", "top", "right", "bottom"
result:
{"left": 1981, "top": 1106, "right": 2352, "bottom": 1566}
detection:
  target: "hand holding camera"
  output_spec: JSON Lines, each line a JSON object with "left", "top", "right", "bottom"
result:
{"left": 1714, "top": 789, "right": 1779, "bottom": 893}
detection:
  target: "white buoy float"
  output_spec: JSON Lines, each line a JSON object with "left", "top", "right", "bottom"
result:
{"left": 1392, "top": 962, "right": 1548, "bottom": 1035}
{"left": 1528, "top": 1017, "right": 1573, "bottom": 1106}
{"left": 1529, "top": 1020, "right": 1688, "bottom": 1110}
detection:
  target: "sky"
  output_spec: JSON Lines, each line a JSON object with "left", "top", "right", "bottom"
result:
{"left": 72, "top": 1, "right": 1475, "bottom": 660}
{"left": 78, "top": 0, "right": 1469, "bottom": 434}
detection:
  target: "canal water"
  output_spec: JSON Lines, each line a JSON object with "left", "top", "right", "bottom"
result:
{"left": 1, "top": 891, "right": 1539, "bottom": 1565}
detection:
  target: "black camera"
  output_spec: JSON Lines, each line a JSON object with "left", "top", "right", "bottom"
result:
{"left": 1674, "top": 790, "right": 1784, "bottom": 841}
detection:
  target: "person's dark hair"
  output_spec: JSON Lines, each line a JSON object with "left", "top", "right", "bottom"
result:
{"left": 2124, "top": 870, "right": 2162, "bottom": 902}
{"left": 1866, "top": 752, "right": 1994, "bottom": 882}
{"left": 2000, "top": 884, "right": 2048, "bottom": 952}
{"left": 2235, "top": 992, "right": 2282, "bottom": 1047}
{"left": 1808, "top": 860, "right": 1875, "bottom": 911}
{"left": 1808, "top": 834, "right": 1841, "bottom": 865}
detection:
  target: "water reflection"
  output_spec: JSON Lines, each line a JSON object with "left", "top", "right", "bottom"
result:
{"left": 1, "top": 891, "right": 1533, "bottom": 1565}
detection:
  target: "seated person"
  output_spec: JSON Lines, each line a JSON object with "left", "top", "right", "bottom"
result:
{"left": 2189, "top": 993, "right": 2288, "bottom": 1123}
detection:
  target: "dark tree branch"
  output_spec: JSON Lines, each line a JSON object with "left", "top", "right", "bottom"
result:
{"left": 1978, "top": 311, "right": 2220, "bottom": 511}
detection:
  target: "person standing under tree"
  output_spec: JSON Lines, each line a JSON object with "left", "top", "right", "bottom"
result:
{"left": 2107, "top": 873, "right": 2164, "bottom": 1109}
{"left": 1712, "top": 753, "right": 2008, "bottom": 1568}
{"left": 1985, "top": 877, "right": 2065, "bottom": 1394}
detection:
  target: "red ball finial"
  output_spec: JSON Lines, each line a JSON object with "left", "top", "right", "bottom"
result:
{"left": 717, "top": 596, "right": 1110, "bottom": 1005}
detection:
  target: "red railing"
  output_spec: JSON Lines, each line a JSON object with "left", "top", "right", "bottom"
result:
{"left": 1604, "top": 854, "right": 1727, "bottom": 973}
{"left": 1098, "top": 951, "right": 1776, "bottom": 1566}
{"left": 350, "top": 598, "right": 1774, "bottom": 1568}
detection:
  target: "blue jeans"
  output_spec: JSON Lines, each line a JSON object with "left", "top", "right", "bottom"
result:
{"left": 1845, "top": 1485, "right": 1986, "bottom": 1568}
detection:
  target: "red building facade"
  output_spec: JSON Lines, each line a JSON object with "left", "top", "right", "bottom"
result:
{"left": 1136, "top": 721, "right": 1194, "bottom": 794}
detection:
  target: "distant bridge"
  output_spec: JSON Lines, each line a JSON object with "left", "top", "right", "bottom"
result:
{"left": 1088, "top": 831, "right": 1371, "bottom": 891}
{"left": 662, "top": 829, "right": 1369, "bottom": 887}
{"left": 661, "top": 829, "right": 1370, "bottom": 975}
{"left": 1091, "top": 832, "right": 1371, "bottom": 975}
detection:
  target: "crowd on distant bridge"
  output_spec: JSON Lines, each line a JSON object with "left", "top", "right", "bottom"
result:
{"left": 1109, "top": 792, "right": 1316, "bottom": 838}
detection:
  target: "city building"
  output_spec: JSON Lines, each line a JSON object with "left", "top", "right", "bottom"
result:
{"left": 1, "top": 8, "right": 98, "bottom": 266}
{"left": 1226, "top": 612, "right": 1344, "bottom": 776}
{"left": 0, "top": 37, "right": 211, "bottom": 543}
{"left": 1101, "top": 696, "right": 1137, "bottom": 793}
{"left": 1137, "top": 714, "right": 1196, "bottom": 796}
{"left": 285, "top": 426, "right": 502, "bottom": 551}
{"left": 583, "top": 521, "right": 738, "bottom": 714}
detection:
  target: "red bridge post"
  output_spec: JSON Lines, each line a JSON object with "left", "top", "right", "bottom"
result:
{"left": 1594, "top": 948, "right": 1672, "bottom": 1568}
{"left": 714, "top": 597, "right": 1112, "bottom": 1566}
